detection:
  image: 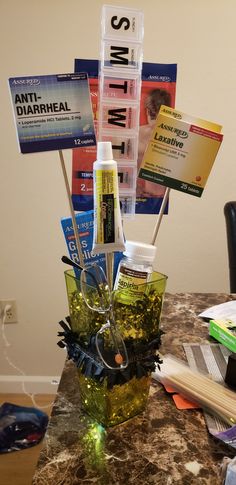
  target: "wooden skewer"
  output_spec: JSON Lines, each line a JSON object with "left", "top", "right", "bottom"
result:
{"left": 166, "top": 373, "right": 236, "bottom": 415}
{"left": 59, "top": 150, "right": 85, "bottom": 268}
{"left": 162, "top": 374, "right": 236, "bottom": 426}
{"left": 106, "top": 252, "right": 114, "bottom": 291}
{"left": 175, "top": 378, "right": 235, "bottom": 414}
{"left": 156, "top": 355, "right": 236, "bottom": 426}
{"left": 164, "top": 360, "right": 236, "bottom": 407}
{"left": 151, "top": 187, "right": 170, "bottom": 245}
{"left": 161, "top": 360, "right": 236, "bottom": 402}
{"left": 173, "top": 374, "right": 236, "bottom": 409}
{"left": 159, "top": 354, "right": 236, "bottom": 400}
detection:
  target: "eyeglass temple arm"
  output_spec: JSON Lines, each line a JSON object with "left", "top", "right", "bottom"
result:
{"left": 61, "top": 255, "right": 103, "bottom": 297}
{"left": 61, "top": 255, "right": 83, "bottom": 271}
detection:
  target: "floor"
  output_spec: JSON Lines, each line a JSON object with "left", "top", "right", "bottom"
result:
{"left": 0, "top": 393, "right": 55, "bottom": 485}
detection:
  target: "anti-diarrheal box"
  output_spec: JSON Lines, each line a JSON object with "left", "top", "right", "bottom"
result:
{"left": 138, "top": 106, "right": 223, "bottom": 197}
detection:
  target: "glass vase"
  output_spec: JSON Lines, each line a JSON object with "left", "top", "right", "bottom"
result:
{"left": 77, "top": 371, "right": 151, "bottom": 427}
{"left": 65, "top": 269, "right": 167, "bottom": 343}
{"left": 64, "top": 268, "right": 167, "bottom": 427}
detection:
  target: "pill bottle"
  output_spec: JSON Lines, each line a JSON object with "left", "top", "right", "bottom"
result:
{"left": 114, "top": 240, "right": 157, "bottom": 297}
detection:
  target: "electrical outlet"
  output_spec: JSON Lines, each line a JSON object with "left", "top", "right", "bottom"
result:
{"left": 0, "top": 299, "right": 18, "bottom": 323}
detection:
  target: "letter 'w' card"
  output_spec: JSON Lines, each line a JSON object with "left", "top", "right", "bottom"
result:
{"left": 8, "top": 73, "right": 96, "bottom": 154}
{"left": 138, "top": 105, "right": 223, "bottom": 197}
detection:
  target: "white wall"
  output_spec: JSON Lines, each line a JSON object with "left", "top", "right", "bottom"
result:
{"left": 0, "top": 0, "right": 235, "bottom": 383}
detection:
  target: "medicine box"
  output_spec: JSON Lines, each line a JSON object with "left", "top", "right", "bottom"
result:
{"left": 139, "top": 106, "right": 223, "bottom": 197}
{"left": 209, "top": 319, "right": 236, "bottom": 353}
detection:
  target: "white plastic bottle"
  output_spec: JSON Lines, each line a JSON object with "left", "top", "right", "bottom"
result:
{"left": 114, "top": 240, "right": 157, "bottom": 299}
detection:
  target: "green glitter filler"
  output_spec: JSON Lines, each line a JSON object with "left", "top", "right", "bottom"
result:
{"left": 64, "top": 269, "right": 167, "bottom": 427}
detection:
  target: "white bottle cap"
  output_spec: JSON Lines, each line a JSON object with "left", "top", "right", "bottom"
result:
{"left": 124, "top": 240, "right": 157, "bottom": 262}
{"left": 97, "top": 141, "right": 113, "bottom": 161}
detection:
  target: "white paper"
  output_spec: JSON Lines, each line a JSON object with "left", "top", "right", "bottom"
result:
{"left": 199, "top": 300, "right": 236, "bottom": 322}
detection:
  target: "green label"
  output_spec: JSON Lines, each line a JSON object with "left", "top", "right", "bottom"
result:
{"left": 115, "top": 266, "right": 148, "bottom": 304}
{"left": 139, "top": 169, "right": 203, "bottom": 197}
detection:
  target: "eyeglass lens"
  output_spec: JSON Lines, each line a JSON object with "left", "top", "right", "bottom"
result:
{"left": 80, "top": 263, "right": 128, "bottom": 369}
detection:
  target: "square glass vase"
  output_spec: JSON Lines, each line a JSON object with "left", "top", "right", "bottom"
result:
{"left": 64, "top": 268, "right": 167, "bottom": 427}
{"left": 77, "top": 371, "right": 152, "bottom": 427}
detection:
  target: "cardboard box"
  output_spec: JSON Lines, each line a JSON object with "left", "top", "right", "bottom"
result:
{"left": 138, "top": 106, "right": 223, "bottom": 197}
{"left": 209, "top": 319, "right": 236, "bottom": 353}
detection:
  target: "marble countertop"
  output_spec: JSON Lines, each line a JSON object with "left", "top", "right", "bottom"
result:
{"left": 32, "top": 293, "right": 236, "bottom": 485}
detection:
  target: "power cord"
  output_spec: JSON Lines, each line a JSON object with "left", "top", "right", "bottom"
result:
{"left": 0, "top": 303, "right": 55, "bottom": 411}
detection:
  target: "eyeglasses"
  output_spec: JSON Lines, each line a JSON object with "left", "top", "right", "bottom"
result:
{"left": 80, "top": 263, "right": 128, "bottom": 370}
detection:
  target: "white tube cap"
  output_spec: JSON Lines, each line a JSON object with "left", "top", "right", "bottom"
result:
{"left": 97, "top": 141, "right": 113, "bottom": 161}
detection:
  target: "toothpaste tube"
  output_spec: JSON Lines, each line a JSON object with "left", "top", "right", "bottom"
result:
{"left": 92, "top": 141, "right": 125, "bottom": 255}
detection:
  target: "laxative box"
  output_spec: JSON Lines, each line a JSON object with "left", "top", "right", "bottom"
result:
{"left": 138, "top": 106, "right": 223, "bottom": 197}
{"left": 209, "top": 319, "right": 236, "bottom": 353}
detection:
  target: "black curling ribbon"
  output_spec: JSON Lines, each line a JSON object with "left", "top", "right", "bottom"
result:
{"left": 57, "top": 317, "right": 163, "bottom": 389}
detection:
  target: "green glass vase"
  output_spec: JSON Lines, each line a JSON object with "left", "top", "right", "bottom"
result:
{"left": 77, "top": 371, "right": 152, "bottom": 427}
{"left": 64, "top": 268, "right": 167, "bottom": 427}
